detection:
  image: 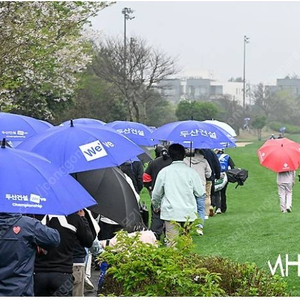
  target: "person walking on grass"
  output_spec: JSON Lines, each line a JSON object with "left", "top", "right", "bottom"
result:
{"left": 215, "top": 148, "right": 235, "bottom": 214}
{"left": 143, "top": 145, "right": 172, "bottom": 240}
{"left": 277, "top": 171, "right": 295, "bottom": 213}
{"left": 201, "top": 149, "right": 221, "bottom": 218}
{"left": 184, "top": 148, "right": 211, "bottom": 236}
{"left": 151, "top": 143, "right": 204, "bottom": 247}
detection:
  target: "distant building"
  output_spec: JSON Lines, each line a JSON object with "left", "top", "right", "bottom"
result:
{"left": 276, "top": 78, "right": 300, "bottom": 96}
{"left": 156, "top": 77, "right": 245, "bottom": 106}
{"left": 157, "top": 78, "right": 184, "bottom": 103}
{"left": 264, "top": 77, "right": 300, "bottom": 98}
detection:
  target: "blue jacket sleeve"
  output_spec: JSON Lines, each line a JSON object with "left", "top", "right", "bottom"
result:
{"left": 33, "top": 219, "right": 60, "bottom": 248}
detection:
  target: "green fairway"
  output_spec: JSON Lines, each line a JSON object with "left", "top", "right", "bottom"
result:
{"left": 192, "top": 138, "right": 300, "bottom": 296}
{"left": 141, "top": 135, "right": 300, "bottom": 295}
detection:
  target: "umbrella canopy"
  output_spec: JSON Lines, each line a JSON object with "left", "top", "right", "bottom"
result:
{"left": 60, "top": 118, "right": 106, "bottom": 126}
{"left": 74, "top": 167, "right": 143, "bottom": 231}
{"left": 136, "top": 146, "right": 153, "bottom": 164}
{"left": 0, "top": 112, "right": 53, "bottom": 146}
{"left": 17, "top": 121, "right": 144, "bottom": 173}
{"left": 150, "top": 120, "right": 236, "bottom": 149}
{"left": 0, "top": 140, "right": 96, "bottom": 215}
{"left": 106, "top": 120, "right": 158, "bottom": 146}
{"left": 257, "top": 138, "right": 300, "bottom": 172}
{"left": 203, "top": 120, "right": 237, "bottom": 137}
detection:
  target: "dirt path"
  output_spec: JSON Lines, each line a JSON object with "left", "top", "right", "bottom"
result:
{"left": 235, "top": 142, "right": 253, "bottom": 147}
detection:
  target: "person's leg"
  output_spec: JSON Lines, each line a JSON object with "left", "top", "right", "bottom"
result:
{"left": 72, "top": 265, "right": 85, "bottom": 296}
{"left": 215, "top": 191, "right": 222, "bottom": 213}
{"left": 210, "top": 180, "right": 216, "bottom": 207}
{"left": 34, "top": 272, "right": 52, "bottom": 296}
{"left": 220, "top": 183, "right": 229, "bottom": 213}
{"left": 85, "top": 250, "right": 92, "bottom": 278}
{"left": 150, "top": 205, "right": 165, "bottom": 240}
{"left": 51, "top": 273, "right": 73, "bottom": 296}
{"left": 278, "top": 183, "right": 286, "bottom": 212}
{"left": 164, "top": 221, "right": 180, "bottom": 247}
{"left": 205, "top": 181, "right": 212, "bottom": 216}
{"left": 35, "top": 272, "right": 73, "bottom": 296}
{"left": 196, "top": 195, "right": 205, "bottom": 229}
{"left": 285, "top": 182, "right": 293, "bottom": 211}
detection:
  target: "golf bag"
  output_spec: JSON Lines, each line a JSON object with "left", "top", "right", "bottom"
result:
{"left": 226, "top": 168, "right": 248, "bottom": 188}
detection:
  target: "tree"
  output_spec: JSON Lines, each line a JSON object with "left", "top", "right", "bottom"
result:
{"left": 252, "top": 83, "right": 273, "bottom": 117}
{"left": 176, "top": 101, "right": 219, "bottom": 121}
{"left": 92, "top": 36, "right": 179, "bottom": 123}
{"left": 52, "top": 69, "right": 128, "bottom": 125}
{"left": 145, "top": 90, "right": 177, "bottom": 126}
{"left": 210, "top": 95, "right": 244, "bottom": 135}
{"left": 0, "top": 1, "right": 110, "bottom": 120}
{"left": 252, "top": 115, "right": 266, "bottom": 140}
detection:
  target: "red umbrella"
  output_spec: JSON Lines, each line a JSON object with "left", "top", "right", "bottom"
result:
{"left": 257, "top": 138, "right": 300, "bottom": 172}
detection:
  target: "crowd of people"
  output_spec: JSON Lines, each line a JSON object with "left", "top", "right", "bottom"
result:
{"left": 0, "top": 143, "right": 237, "bottom": 296}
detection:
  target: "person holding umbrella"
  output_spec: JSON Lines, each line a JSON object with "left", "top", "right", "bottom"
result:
{"left": 34, "top": 212, "right": 94, "bottom": 296}
{"left": 184, "top": 148, "right": 211, "bottom": 235}
{"left": 277, "top": 171, "right": 295, "bottom": 213}
{"left": 257, "top": 137, "right": 300, "bottom": 212}
{"left": 143, "top": 145, "right": 172, "bottom": 240}
{"left": 0, "top": 213, "right": 60, "bottom": 296}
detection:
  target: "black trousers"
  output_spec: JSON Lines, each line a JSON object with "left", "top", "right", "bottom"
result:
{"left": 34, "top": 272, "right": 73, "bottom": 296}
{"left": 150, "top": 205, "right": 165, "bottom": 240}
{"left": 220, "top": 182, "right": 229, "bottom": 213}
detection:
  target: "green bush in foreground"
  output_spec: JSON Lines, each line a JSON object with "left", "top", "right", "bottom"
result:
{"left": 97, "top": 224, "right": 288, "bottom": 297}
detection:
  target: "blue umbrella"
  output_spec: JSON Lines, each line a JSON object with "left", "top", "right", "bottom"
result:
{"left": 0, "top": 112, "right": 53, "bottom": 146}
{"left": 60, "top": 118, "right": 106, "bottom": 126}
{"left": 0, "top": 140, "right": 96, "bottom": 215}
{"left": 17, "top": 121, "right": 144, "bottom": 173}
{"left": 106, "top": 120, "right": 158, "bottom": 146}
{"left": 150, "top": 120, "right": 236, "bottom": 149}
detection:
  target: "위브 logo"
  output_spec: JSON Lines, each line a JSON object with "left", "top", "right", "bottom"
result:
{"left": 79, "top": 140, "right": 108, "bottom": 161}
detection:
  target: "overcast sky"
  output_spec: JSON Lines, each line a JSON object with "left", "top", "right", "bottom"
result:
{"left": 91, "top": 1, "right": 300, "bottom": 85}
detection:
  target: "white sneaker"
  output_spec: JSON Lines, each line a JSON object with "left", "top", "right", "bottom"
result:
{"left": 216, "top": 208, "right": 222, "bottom": 214}
{"left": 196, "top": 228, "right": 203, "bottom": 236}
{"left": 205, "top": 216, "right": 209, "bottom": 220}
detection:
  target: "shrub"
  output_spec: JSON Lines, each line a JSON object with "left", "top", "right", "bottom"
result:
{"left": 192, "top": 255, "right": 288, "bottom": 296}
{"left": 97, "top": 224, "right": 288, "bottom": 297}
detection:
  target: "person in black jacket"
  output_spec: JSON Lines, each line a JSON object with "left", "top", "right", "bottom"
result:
{"left": 215, "top": 149, "right": 235, "bottom": 213}
{"left": 34, "top": 212, "right": 94, "bottom": 296}
{"left": 143, "top": 146, "right": 172, "bottom": 240}
{"left": 200, "top": 149, "right": 221, "bottom": 217}
{"left": 120, "top": 160, "right": 144, "bottom": 194}
{"left": 72, "top": 209, "right": 99, "bottom": 296}
{"left": 0, "top": 213, "right": 60, "bottom": 297}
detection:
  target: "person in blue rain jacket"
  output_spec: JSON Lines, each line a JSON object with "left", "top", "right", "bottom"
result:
{"left": 0, "top": 213, "right": 60, "bottom": 296}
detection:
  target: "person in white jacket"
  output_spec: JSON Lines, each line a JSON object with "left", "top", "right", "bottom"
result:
{"left": 184, "top": 149, "right": 211, "bottom": 235}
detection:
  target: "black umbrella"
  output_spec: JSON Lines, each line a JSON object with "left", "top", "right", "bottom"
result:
{"left": 137, "top": 146, "right": 153, "bottom": 164}
{"left": 73, "top": 167, "right": 144, "bottom": 232}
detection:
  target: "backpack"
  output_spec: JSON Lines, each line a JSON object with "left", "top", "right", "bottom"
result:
{"left": 226, "top": 168, "right": 248, "bottom": 188}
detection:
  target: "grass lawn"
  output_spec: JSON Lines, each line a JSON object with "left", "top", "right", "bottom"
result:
{"left": 140, "top": 133, "right": 300, "bottom": 296}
